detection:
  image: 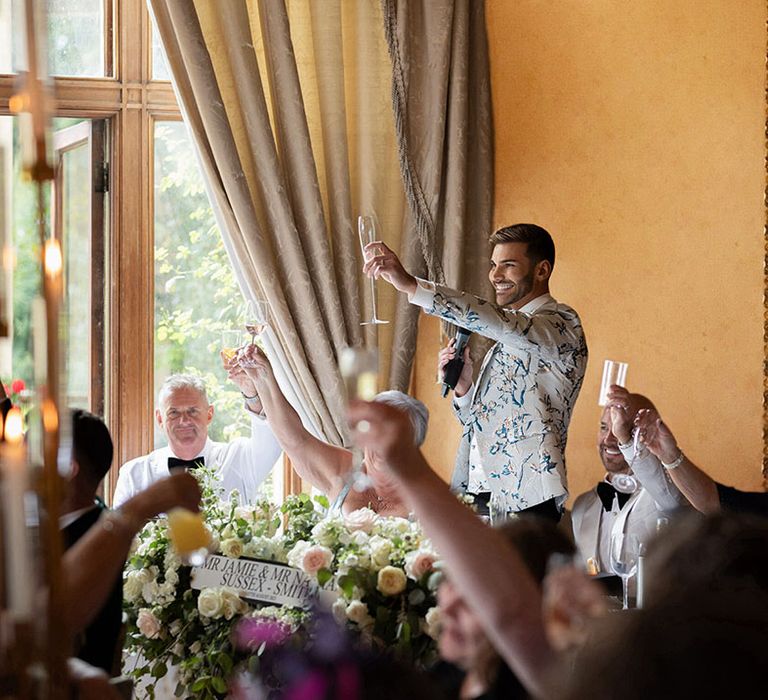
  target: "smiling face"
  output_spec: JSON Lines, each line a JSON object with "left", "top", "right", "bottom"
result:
{"left": 488, "top": 242, "right": 550, "bottom": 309}
{"left": 597, "top": 406, "right": 630, "bottom": 475}
{"left": 156, "top": 387, "right": 213, "bottom": 460}
{"left": 437, "top": 579, "right": 492, "bottom": 670}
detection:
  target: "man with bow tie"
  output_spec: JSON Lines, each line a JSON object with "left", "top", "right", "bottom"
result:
{"left": 571, "top": 387, "right": 688, "bottom": 581}
{"left": 113, "top": 371, "right": 282, "bottom": 507}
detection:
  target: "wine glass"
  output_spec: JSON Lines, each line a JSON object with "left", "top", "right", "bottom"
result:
{"left": 167, "top": 508, "right": 212, "bottom": 566}
{"left": 489, "top": 491, "right": 514, "bottom": 526}
{"left": 358, "top": 215, "right": 389, "bottom": 326}
{"left": 339, "top": 346, "right": 378, "bottom": 491}
{"left": 598, "top": 359, "right": 628, "bottom": 406}
{"left": 245, "top": 299, "right": 269, "bottom": 344}
{"left": 221, "top": 329, "right": 244, "bottom": 362}
{"left": 609, "top": 532, "right": 640, "bottom": 610}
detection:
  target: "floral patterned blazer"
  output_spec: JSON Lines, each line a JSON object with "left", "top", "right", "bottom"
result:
{"left": 410, "top": 281, "right": 588, "bottom": 511}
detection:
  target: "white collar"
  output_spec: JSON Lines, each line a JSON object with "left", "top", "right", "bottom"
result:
{"left": 512, "top": 293, "right": 554, "bottom": 315}
{"left": 59, "top": 504, "right": 100, "bottom": 530}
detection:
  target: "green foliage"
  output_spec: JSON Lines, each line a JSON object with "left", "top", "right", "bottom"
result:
{"left": 153, "top": 122, "right": 251, "bottom": 444}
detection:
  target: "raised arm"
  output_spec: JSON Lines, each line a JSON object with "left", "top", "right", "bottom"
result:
{"left": 634, "top": 409, "right": 720, "bottom": 514}
{"left": 62, "top": 473, "right": 200, "bottom": 634}
{"left": 347, "top": 400, "right": 556, "bottom": 698}
{"left": 236, "top": 345, "right": 351, "bottom": 498}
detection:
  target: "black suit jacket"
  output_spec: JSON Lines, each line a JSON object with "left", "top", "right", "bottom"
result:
{"left": 61, "top": 503, "right": 124, "bottom": 675}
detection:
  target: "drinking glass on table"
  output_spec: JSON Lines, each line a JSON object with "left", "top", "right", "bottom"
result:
{"left": 167, "top": 508, "right": 212, "bottom": 566}
{"left": 489, "top": 491, "right": 515, "bottom": 526}
{"left": 245, "top": 299, "right": 269, "bottom": 343}
{"left": 221, "top": 330, "right": 244, "bottom": 362}
{"left": 358, "top": 215, "right": 389, "bottom": 326}
{"left": 609, "top": 532, "right": 640, "bottom": 610}
{"left": 339, "top": 346, "right": 378, "bottom": 491}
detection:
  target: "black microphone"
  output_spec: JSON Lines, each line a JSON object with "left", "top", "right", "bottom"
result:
{"left": 442, "top": 327, "right": 472, "bottom": 397}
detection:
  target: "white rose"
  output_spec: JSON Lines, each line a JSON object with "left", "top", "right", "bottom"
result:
{"left": 136, "top": 568, "right": 154, "bottom": 585}
{"left": 165, "top": 569, "right": 179, "bottom": 586}
{"left": 404, "top": 550, "right": 438, "bottom": 580}
{"left": 172, "top": 642, "right": 184, "bottom": 657}
{"left": 123, "top": 571, "right": 144, "bottom": 603}
{"left": 136, "top": 609, "right": 162, "bottom": 639}
{"left": 350, "top": 530, "right": 370, "bottom": 546}
{"left": 221, "top": 524, "right": 235, "bottom": 539}
{"left": 377, "top": 566, "right": 407, "bottom": 596}
{"left": 221, "top": 588, "right": 246, "bottom": 620}
{"left": 164, "top": 550, "right": 181, "bottom": 570}
{"left": 331, "top": 596, "right": 348, "bottom": 624}
{"left": 141, "top": 580, "right": 160, "bottom": 604}
{"left": 233, "top": 506, "right": 255, "bottom": 522}
{"left": 301, "top": 545, "right": 333, "bottom": 576}
{"left": 169, "top": 620, "right": 182, "bottom": 636}
{"left": 345, "top": 600, "right": 374, "bottom": 628}
{"left": 221, "top": 537, "right": 244, "bottom": 559}
{"left": 369, "top": 536, "right": 393, "bottom": 570}
{"left": 197, "top": 588, "right": 224, "bottom": 619}
{"left": 287, "top": 541, "right": 310, "bottom": 569}
{"left": 311, "top": 519, "right": 341, "bottom": 547}
{"left": 189, "top": 641, "right": 202, "bottom": 655}
{"left": 344, "top": 508, "right": 378, "bottom": 534}
{"left": 424, "top": 606, "right": 441, "bottom": 639}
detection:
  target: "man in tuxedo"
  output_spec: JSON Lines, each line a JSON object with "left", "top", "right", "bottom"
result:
{"left": 60, "top": 409, "right": 122, "bottom": 674}
{"left": 365, "top": 223, "right": 588, "bottom": 521}
{"left": 114, "top": 371, "right": 282, "bottom": 506}
{"left": 571, "top": 389, "right": 687, "bottom": 581}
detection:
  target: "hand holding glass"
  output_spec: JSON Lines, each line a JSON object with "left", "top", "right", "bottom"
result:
{"left": 358, "top": 215, "right": 388, "bottom": 326}
{"left": 598, "top": 359, "right": 628, "bottom": 406}
{"left": 221, "top": 329, "right": 244, "bottom": 362}
{"left": 339, "top": 347, "right": 378, "bottom": 491}
{"left": 167, "top": 508, "right": 212, "bottom": 566}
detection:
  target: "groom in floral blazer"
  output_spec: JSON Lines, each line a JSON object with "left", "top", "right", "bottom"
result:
{"left": 364, "top": 223, "right": 587, "bottom": 521}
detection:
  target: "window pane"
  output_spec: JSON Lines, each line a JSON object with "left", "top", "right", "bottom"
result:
{"left": 47, "top": 0, "right": 105, "bottom": 76}
{"left": 0, "top": 0, "right": 106, "bottom": 76}
{"left": 0, "top": 116, "right": 102, "bottom": 416}
{"left": 152, "top": 19, "right": 171, "bottom": 81}
{"left": 153, "top": 121, "right": 280, "bottom": 498}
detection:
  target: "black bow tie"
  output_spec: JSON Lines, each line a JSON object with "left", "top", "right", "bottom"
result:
{"left": 168, "top": 456, "right": 205, "bottom": 472}
{"left": 596, "top": 481, "right": 631, "bottom": 512}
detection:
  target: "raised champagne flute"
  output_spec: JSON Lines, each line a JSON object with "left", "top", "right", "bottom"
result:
{"left": 358, "top": 215, "right": 389, "bottom": 326}
{"left": 167, "top": 508, "right": 212, "bottom": 566}
{"left": 609, "top": 532, "right": 640, "bottom": 610}
{"left": 221, "top": 329, "right": 244, "bottom": 362}
{"left": 339, "top": 346, "right": 378, "bottom": 491}
{"left": 245, "top": 299, "right": 269, "bottom": 344}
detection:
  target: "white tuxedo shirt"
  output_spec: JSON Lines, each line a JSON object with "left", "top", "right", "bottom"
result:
{"left": 113, "top": 411, "right": 282, "bottom": 507}
{"left": 571, "top": 443, "right": 688, "bottom": 574}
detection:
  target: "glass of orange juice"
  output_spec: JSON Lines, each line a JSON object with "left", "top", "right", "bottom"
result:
{"left": 167, "top": 508, "right": 212, "bottom": 566}
{"left": 221, "top": 330, "right": 244, "bottom": 363}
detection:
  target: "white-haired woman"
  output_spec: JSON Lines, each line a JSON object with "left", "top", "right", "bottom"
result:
{"left": 235, "top": 345, "right": 428, "bottom": 517}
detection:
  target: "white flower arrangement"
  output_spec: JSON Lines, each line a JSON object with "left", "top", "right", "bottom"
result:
{"left": 122, "top": 467, "right": 441, "bottom": 699}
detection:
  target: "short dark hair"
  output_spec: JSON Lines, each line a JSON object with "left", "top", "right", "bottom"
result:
{"left": 71, "top": 409, "right": 113, "bottom": 485}
{"left": 497, "top": 517, "right": 575, "bottom": 584}
{"left": 488, "top": 223, "right": 555, "bottom": 268}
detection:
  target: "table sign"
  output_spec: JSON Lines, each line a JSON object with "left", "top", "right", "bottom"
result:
{"left": 191, "top": 555, "right": 318, "bottom": 608}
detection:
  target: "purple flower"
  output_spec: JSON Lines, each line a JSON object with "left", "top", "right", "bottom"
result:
{"left": 233, "top": 617, "right": 292, "bottom": 651}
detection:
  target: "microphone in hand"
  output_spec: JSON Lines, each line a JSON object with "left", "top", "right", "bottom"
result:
{"left": 442, "top": 328, "right": 472, "bottom": 398}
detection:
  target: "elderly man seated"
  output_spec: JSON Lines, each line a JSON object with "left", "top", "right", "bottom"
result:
{"left": 236, "top": 344, "right": 428, "bottom": 518}
{"left": 571, "top": 387, "right": 688, "bottom": 580}
{"left": 113, "top": 370, "right": 281, "bottom": 506}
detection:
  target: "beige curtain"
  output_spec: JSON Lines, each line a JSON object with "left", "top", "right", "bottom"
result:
{"left": 382, "top": 0, "right": 494, "bottom": 389}
{"left": 150, "top": 0, "right": 492, "bottom": 443}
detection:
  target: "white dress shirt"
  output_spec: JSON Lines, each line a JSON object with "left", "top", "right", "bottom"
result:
{"left": 112, "top": 411, "right": 282, "bottom": 507}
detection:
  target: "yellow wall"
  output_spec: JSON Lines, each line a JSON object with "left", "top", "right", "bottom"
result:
{"left": 416, "top": 0, "right": 766, "bottom": 501}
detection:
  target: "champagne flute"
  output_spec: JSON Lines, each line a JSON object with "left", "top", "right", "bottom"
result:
{"left": 167, "top": 508, "right": 212, "bottom": 566}
{"left": 598, "top": 359, "right": 628, "bottom": 406}
{"left": 358, "top": 215, "right": 389, "bottom": 326}
{"left": 339, "top": 347, "right": 378, "bottom": 491}
{"left": 221, "top": 329, "right": 244, "bottom": 362}
{"left": 609, "top": 532, "right": 640, "bottom": 610}
{"left": 245, "top": 299, "right": 269, "bottom": 344}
